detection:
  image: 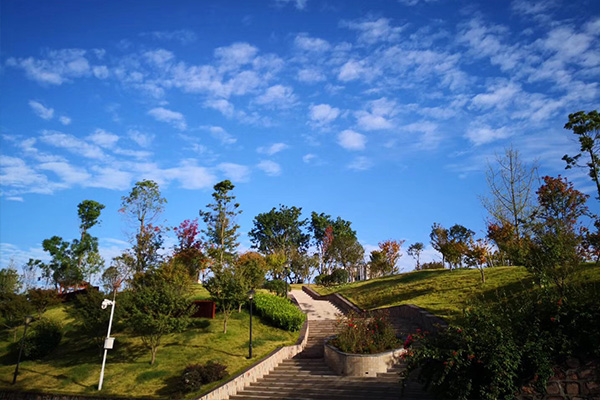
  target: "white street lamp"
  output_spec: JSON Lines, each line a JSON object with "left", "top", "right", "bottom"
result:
{"left": 98, "top": 296, "right": 116, "bottom": 391}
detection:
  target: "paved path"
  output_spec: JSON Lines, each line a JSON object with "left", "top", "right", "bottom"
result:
{"left": 290, "top": 289, "right": 342, "bottom": 320}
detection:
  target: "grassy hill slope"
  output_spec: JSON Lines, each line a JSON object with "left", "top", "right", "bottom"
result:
{"left": 312, "top": 265, "right": 600, "bottom": 323}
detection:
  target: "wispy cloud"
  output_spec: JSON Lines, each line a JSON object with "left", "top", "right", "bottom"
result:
{"left": 257, "top": 142, "right": 289, "bottom": 155}
{"left": 347, "top": 156, "right": 372, "bottom": 171}
{"left": 257, "top": 160, "right": 282, "bottom": 176}
{"left": 148, "top": 107, "right": 187, "bottom": 130}
{"left": 40, "top": 130, "right": 106, "bottom": 159}
{"left": 254, "top": 85, "right": 297, "bottom": 108}
{"left": 7, "top": 49, "right": 93, "bottom": 85}
{"left": 309, "top": 104, "right": 340, "bottom": 127}
{"left": 218, "top": 162, "right": 251, "bottom": 182}
{"left": 342, "top": 17, "right": 405, "bottom": 44}
{"left": 206, "top": 126, "right": 237, "bottom": 145}
{"left": 141, "top": 29, "right": 197, "bottom": 44}
{"left": 28, "top": 100, "right": 54, "bottom": 120}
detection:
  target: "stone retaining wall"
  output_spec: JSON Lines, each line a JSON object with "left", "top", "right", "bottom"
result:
{"left": 196, "top": 318, "right": 309, "bottom": 400}
{"left": 518, "top": 359, "right": 600, "bottom": 400}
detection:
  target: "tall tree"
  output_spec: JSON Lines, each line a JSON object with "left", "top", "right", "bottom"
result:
{"left": 525, "top": 176, "right": 590, "bottom": 293}
{"left": 407, "top": 242, "right": 424, "bottom": 270}
{"left": 446, "top": 224, "right": 475, "bottom": 269}
{"left": 310, "top": 212, "right": 356, "bottom": 275}
{"left": 482, "top": 146, "right": 537, "bottom": 265}
{"left": 563, "top": 110, "right": 600, "bottom": 200}
{"left": 120, "top": 180, "right": 166, "bottom": 273}
{"left": 172, "top": 219, "right": 206, "bottom": 282}
{"left": 199, "top": 180, "right": 241, "bottom": 271}
{"left": 430, "top": 223, "right": 448, "bottom": 268}
{"left": 0, "top": 266, "right": 21, "bottom": 295}
{"left": 250, "top": 205, "right": 310, "bottom": 257}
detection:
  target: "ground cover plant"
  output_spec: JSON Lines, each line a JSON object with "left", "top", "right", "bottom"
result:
{"left": 0, "top": 297, "right": 298, "bottom": 399}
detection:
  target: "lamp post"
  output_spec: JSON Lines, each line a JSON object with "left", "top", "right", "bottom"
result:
{"left": 12, "top": 315, "right": 33, "bottom": 385}
{"left": 247, "top": 289, "right": 255, "bottom": 359}
{"left": 98, "top": 296, "right": 116, "bottom": 391}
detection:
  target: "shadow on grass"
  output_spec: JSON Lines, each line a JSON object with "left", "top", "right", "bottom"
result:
{"left": 156, "top": 374, "right": 184, "bottom": 399}
{"left": 179, "top": 343, "right": 245, "bottom": 358}
{"left": 18, "top": 366, "right": 88, "bottom": 389}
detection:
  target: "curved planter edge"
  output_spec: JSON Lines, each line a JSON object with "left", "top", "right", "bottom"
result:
{"left": 324, "top": 338, "right": 407, "bottom": 377}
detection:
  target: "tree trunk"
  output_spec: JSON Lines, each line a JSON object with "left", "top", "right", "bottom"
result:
{"left": 479, "top": 267, "right": 486, "bottom": 284}
{"left": 223, "top": 315, "right": 228, "bottom": 334}
{"left": 150, "top": 347, "right": 157, "bottom": 365}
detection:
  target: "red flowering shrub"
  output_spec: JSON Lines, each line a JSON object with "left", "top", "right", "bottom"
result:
{"left": 330, "top": 311, "right": 400, "bottom": 354}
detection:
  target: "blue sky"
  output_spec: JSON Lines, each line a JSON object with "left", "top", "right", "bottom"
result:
{"left": 1, "top": 0, "right": 600, "bottom": 276}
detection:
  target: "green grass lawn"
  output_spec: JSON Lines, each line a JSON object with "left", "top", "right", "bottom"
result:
{"left": 313, "top": 265, "right": 600, "bottom": 323}
{"left": 0, "top": 285, "right": 299, "bottom": 399}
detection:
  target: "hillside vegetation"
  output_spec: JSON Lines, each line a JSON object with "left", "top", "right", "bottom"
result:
{"left": 312, "top": 265, "right": 600, "bottom": 323}
{"left": 0, "top": 291, "right": 298, "bottom": 399}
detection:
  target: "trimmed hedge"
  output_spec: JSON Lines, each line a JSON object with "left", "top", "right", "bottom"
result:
{"left": 253, "top": 293, "right": 306, "bottom": 331}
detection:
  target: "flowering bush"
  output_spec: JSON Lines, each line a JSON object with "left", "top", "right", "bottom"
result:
{"left": 330, "top": 311, "right": 400, "bottom": 354}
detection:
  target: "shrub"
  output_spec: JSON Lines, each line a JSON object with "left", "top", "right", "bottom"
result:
{"left": 253, "top": 293, "right": 306, "bottom": 331}
{"left": 23, "top": 318, "right": 63, "bottom": 360}
{"left": 331, "top": 311, "right": 400, "bottom": 354}
{"left": 404, "top": 284, "right": 600, "bottom": 399}
{"left": 263, "top": 279, "right": 286, "bottom": 297}
{"left": 316, "top": 269, "right": 349, "bottom": 287}
{"left": 181, "top": 361, "right": 228, "bottom": 392}
{"left": 420, "top": 261, "right": 444, "bottom": 270}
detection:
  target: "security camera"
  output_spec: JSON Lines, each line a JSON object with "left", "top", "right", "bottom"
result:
{"left": 101, "top": 299, "right": 113, "bottom": 310}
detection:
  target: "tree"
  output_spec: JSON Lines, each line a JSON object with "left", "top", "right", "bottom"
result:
{"left": 120, "top": 180, "right": 166, "bottom": 273}
{"left": 126, "top": 265, "right": 193, "bottom": 364}
{"left": 0, "top": 293, "right": 33, "bottom": 341}
{"left": 249, "top": 205, "right": 310, "bottom": 287}
{"left": 466, "top": 239, "right": 491, "bottom": 283}
{"left": 407, "top": 242, "right": 424, "bottom": 270}
{"left": 368, "top": 250, "right": 387, "bottom": 278}
{"left": 445, "top": 224, "right": 475, "bottom": 269}
{"left": 482, "top": 147, "right": 537, "bottom": 265}
{"left": 35, "top": 200, "right": 105, "bottom": 291}
{"left": 563, "top": 110, "right": 600, "bottom": 200}
{"left": 326, "top": 234, "right": 365, "bottom": 281}
{"left": 173, "top": 219, "right": 206, "bottom": 282}
{"left": 368, "top": 240, "right": 403, "bottom": 277}
{"left": 430, "top": 223, "right": 448, "bottom": 268}
{"left": 310, "top": 212, "right": 355, "bottom": 275}
{"left": 0, "top": 266, "right": 21, "bottom": 294}
{"left": 199, "top": 180, "right": 241, "bottom": 271}
{"left": 524, "top": 176, "right": 590, "bottom": 294}
{"left": 27, "top": 288, "right": 60, "bottom": 317}
{"left": 204, "top": 268, "right": 245, "bottom": 333}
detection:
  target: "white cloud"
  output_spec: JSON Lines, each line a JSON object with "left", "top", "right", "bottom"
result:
{"left": 7, "top": 49, "right": 91, "bottom": 85}
{"left": 465, "top": 124, "right": 513, "bottom": 146}
{"left": 472, "top": 82, "right": 521, "bottom": 110}
{"left": 40, "top": 130, "right": 105, "bottom": 159}
{"left": 255, "top": 85, "right": 297, "bottom": 108}
{"left": 294, "top": 34, "right": 331, "bottom": 52}
{"left": 214, "top": 42, "right": 258, "bottom": 70}
{"left": 402, "top": 121, "right": 442, "bottom": 150}
{"left": 309, "top": 104, "right": 340, "bottom": 126}
{"left": 28, "top": 100, "right": 54, "bottom": 120}
{"left": 347, "top": 156, "right": 372, "bottom": 171}
{"left": 144, "top": 49, "right": 175, "bottom": 66}
{"left": 127, "top": 129, "right": 154, "bottom": 148}
{"left": 148, "top": 107, "right": 187, "bottom": 130}
{"left": 87, "top": 166, "right": 133, "bottom": 190}
{"left": 92, "top": 65, "right": 109, "bottom": 79}
{"left": 338, "top": 130, "right": 367, "bottom": 151}
{"left": 297, "top": 68, "right": 326, "bottom": 83}
{"left": 59, "top": 116, "right": 72, "bottom": 125}
{"left": 88, "top": 129, "right": 119, "bottom": 148}
{"left": 257, "top": 160, "right": 282, "bottom": 176}
{"left": 163, "top": 161, "right": 216, "bottom": 189}
{"left": 0, "top": 155, "right": 50, "bottom": 192}
{"left": 204, "top": 98, "right": 235, "bottom": 117}
{"left": 338, "top": 60, "right": 368, "bottom": 82}
{"left": 275, "top": 0, "right": 307, "bottom": 10}
{"left": 398, "top": 0, "right": 438, "bottom": 5}
{"left": 342, "top": 17, "right": 405, "bottom": 44}
{"left": 257, "top": 142, "right": 289, "bottom": 156}
{"left": 207, "top": 126, "right": 237, "bottom": 145}
{"left": 218, "top": 162, "right": 251, "bottom": 182}
{"left": 303, "top": 153, "right": 317, "bottom": 163}
{"left": 38, "top": 161, "right": 91, "bottom": 184}
{"left": 355, "top": 97, "right": 397, "bottom": 131}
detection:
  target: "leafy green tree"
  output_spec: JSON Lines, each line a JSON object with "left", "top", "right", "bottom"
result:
{"left": 69, "top": 288, "right": 123, "bottom": 351}
{"left": 430, "top": 223, "right": 449, "bottom": 268}
{"left": 35, "top": 200, "right": 105, "bottom": 290}
{"left": 563, "top": 110, "right": 600, "bottom": 200}
{"left": 327, "top": 234, "right": 365, "bottom": 280}
{"left": 407, "top": 242, "right": 424, "bottom": 270}
{"left": 126, "top": 264, "right": 193, "bottom": 364}
{"left": 446, "top": 224, "right": 475, "bottom": 269}
{"left": 466, "top": 239, "right": 491, "bottom": 283}
{"left": 0, "top": 293, "right": 33, "bottom": 341}
{"left": 0, "top": 266, "right": 21, "bottom": 294}
{"left": 120, "top": 180, "right": 166, "bottom": 273}
{"left": 204, "top": 268, "right": 245, "bottom": 333}
{"left": 199, "top": 180, "right": 241, "bottom": 271}
{"left": 524, "top": 176, "right": 590, "bottom": 294}
{"left": 368, "top": 250, "right": 387, "bottom": 278}
{"left": 483, "top": 147, "right": 537, "bottom": 265}
{"left": 235, "top": 252, "right": 267, "bottom": 290}
{"left": 27, "top": 288, "right": 60, "bottom": 317}
{"left": 265, "top": 251, "right": 287, "bottom": 281}
{"left": 310, "top": 212, "right": 356, "bottom": 275}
